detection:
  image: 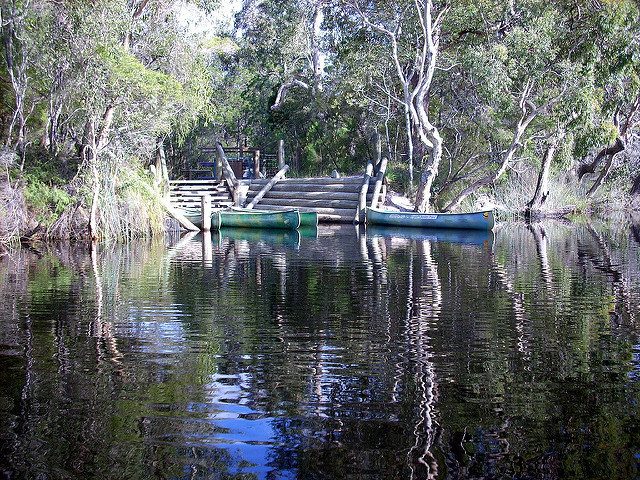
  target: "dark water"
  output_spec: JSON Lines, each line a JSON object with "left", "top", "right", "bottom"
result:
{"left": 1, "top": 221, "right": 639, "bottom": 479}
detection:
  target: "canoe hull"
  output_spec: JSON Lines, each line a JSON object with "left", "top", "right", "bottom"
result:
{"left": 214, "top": 210, "right": 300, "bottom": 230}
{"left": 366, "top": 207, "right": 494, "bottom": 231}
{"left": 298, "top": 212, "right": 319, "bottom": 227}
{"left": 181, "top": 209, "right": 203, "bottom": 229}
{"left": 233, "top": 207, "right": 318, "bottom": 227}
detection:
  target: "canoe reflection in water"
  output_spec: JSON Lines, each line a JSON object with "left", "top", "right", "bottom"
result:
{"left": 218, "top": 227, "right": 302, "bottom": 248}
{"left": 366, "top": 225, "right": 494, "bottom": 249}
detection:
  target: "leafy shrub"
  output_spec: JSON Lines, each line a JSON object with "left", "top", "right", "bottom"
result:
{"left": 23, "top": 178, "right": 74, "bottom": 227}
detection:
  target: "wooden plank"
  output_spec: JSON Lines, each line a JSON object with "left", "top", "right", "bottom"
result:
{"left": 253, "top": 204, "right": 355, "bottom": 216}
{"left": 278, "top": 139, "right": 285, "bottom": 170}
{"left": 169, "top": 193, "right": 231, "bottom": 200}
{"left": 258, "top": 198, "right": 359, "bottom": 208}
{"left": 170, "top": 189, "right": 228, "bottom": 194}
{"left": 169, "top": 180, "right": 221, "bottom": 185}
{"left": 170, "top": 197, "right": 230, "bottom": 202}
{"left": 169, "top": 185, "right": 226, "bottom": 190}
{"left": 170, "top": 200, "right": 231, "bottom": 205}
{"left": 250, "top": 176, "right": 363, "bottom": 185}
{"left": 160, "top": 198, "right": 199, "bottom": 231}
{"left": 170, "top": 201, "right": 233, "bottom": 207}
{"left": 249, "top": 183, "right": 362, "bottom": 193}
{"left": 171, "top": 204, "right": 233, "bottom": 210}
{"left": 201, "top": 195, "right": 212, "bottom": 231}
{"left": 246, "top": 190, "right": 362, "bottom": 201}
{"left": 215, "top": 141, "right": 239, "bottom": 199}
{"left": 247, "top": 164, "right": 289, "bottom": 209}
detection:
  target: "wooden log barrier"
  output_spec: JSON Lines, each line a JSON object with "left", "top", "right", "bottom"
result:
{"left": 356, "top": 162, "right": 374, "bottom": 223}
{"left": 247, "top": 164, "right": 290, "bottom": 209}
{"left": 370, "top": 157, "right": 388, "bottom": 209}
{"left": 215, "top": 141, "right": 240, "bottom": 205}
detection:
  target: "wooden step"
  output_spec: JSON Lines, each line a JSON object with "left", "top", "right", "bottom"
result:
{"left": 249, "top": 183, "right": 362, "bottom": 193}
{"left": 170, "top": 202, "right": 234, "bottom": 209}
{"left": 169, "top": 179, "right": 221, "bottom": 184}
{"left": 169, "top": 193, "right": 231, "bottom": 200}
{"left": 256, "top": 198, "right": 360, "bottom": 208}
{"left": 170, "top": 198, "right": 232, "bottom": 204}
{"left": 254, "top": 203, "right": 355, "bottom": 216}
{"left": 250, "top": 176, "right": 364, "bottom": 185}
{"left": 170, "top": 198, "right": 233, "bottom": 203}
{"left": 246, "top": 191, "right": 378, "bottom": 202}
{"left": 169, "top": 186, "right": 227, "bottom": 192}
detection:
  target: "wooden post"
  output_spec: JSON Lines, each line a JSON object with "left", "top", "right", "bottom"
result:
{"left": 278, "top": 139, "right": 285, "bottom": 177}
{"left": 247, "top": 165, "right": 289, "bottom": 209}
{"left": 253, "top": 150, "right": 261, "bottom": 178}
{"left": 215, "top": 150, "right": 222, "bottom": 180}
{"left": 370, "top": 157, "right": 388, "bottom": 209}
{"left": 356, "top": 162, "right": 374, "bottom": 223}
{"left": 201, "top": 194, "right": 211, "bottom": 231}
{"left": 374, "top": 132, "right": 382, "bottom": 174}
{"left": 215, "top": 141, "right": 238, "bottom": 202}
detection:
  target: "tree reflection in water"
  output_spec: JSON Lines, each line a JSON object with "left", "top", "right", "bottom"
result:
{"left": 0, "top": 222, "right": 639, "bottom": 479}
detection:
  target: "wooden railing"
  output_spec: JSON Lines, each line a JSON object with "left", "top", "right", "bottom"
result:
{"left": 246, "top": 164, "right": 289, "bottom": 209}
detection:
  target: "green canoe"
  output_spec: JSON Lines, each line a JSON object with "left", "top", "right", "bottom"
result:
{"left": 366, "top": 206, "right": 495, "bottom": 231}
{"left": 178, "top": 207, "right": 203, "bottom": 228}
{"left": 232, "top": 207, "right": 318, "bottom": 227}
{"left": 213, "top": 209, "right": 300, "bottom": 230}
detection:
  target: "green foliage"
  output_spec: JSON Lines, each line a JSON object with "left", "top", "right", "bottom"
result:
{"left": 23, "top": 176, "right": 74, "bottom": 227}
{"left": 97, "top": 45, "right": 182, "bottom": 99}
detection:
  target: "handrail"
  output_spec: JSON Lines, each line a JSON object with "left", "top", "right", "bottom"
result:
{"left": 356, "top": 161, "right": 374, "bottom": 223}
{"left": 369, "top": 157, "right": 388, "bottom": 209}
{"left": 246, "top": 164, "right": 289, "bottom": 209}
{"left": 215, "top": 141, "right": 239, "bottom": 205}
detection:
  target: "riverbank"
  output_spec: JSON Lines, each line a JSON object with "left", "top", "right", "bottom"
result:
{"left": 2, "top": 165, "right": 640, "bottom": 253}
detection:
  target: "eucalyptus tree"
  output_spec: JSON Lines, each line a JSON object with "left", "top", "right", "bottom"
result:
{"left": 0, "top": 0, "right": 34, "bottom": 168}
{"left": 0, "top": 0, "right": 216, "bottom": 239}
{"left": 346, "top": 0, "right": 449, "bottom": 212}
{"left": 233, "top": 0, "right": 374, "bottom": 173}
{"left": 572, "top": 1, "right": 640, "bottom": 198}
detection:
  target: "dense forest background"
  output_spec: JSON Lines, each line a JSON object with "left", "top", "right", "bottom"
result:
{"left": 1, "top": 0, "right": 639, "bottom": 245}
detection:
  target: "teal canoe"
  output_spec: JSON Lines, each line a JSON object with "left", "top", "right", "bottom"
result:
{"left": 366, "top": 206, "right": 495, "bottom": 231}
{"left": 213, "top": 209, "right": 300, "bottom": 230}
{"left": 232, "top": 207, "right": 318, "bottom": 227}
{"left": 295, "top": 212, "right": 318, "bottom": 227}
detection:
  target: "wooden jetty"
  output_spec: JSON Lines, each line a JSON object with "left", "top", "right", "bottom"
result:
{"left": 244, "top": 176, "right": 384, "bottom": 223}
{"left": 165, "top": 141, "right": 388, "bottom": 229}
